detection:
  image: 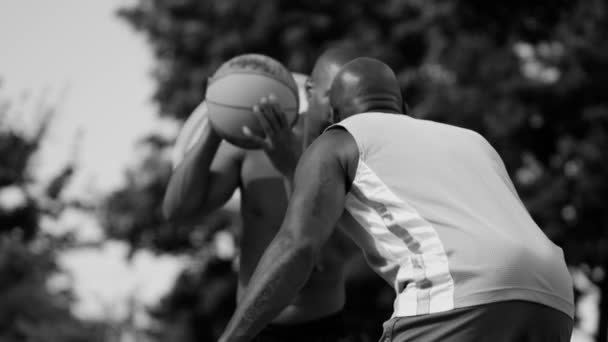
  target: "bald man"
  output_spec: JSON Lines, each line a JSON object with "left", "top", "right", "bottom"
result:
{"left": 163, "top": 49, "right": 361, "bottom": 341}
{"left": 219, "top": 58, "right": 574, "bottom": 342}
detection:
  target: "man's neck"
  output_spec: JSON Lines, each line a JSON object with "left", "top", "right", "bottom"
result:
{"left": 304, "top": 121, "right": 328, "bottom": 148}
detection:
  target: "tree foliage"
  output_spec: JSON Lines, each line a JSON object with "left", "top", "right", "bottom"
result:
{"left": 0, "top": 236, "right": 108, "bottom": 342}
{"left": 0, "top": 88, "right": 107, "bottom": 341}
{"left": 100, "top": 133, "right": 240, "bottom": 255}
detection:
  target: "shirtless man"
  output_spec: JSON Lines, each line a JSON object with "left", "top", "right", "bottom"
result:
{"left": 162, "top": 48, "right": 360, "bottom": 341}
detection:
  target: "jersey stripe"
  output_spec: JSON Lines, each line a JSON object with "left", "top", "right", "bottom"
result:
{"left": 338, "top": 211, "right": 400, "bottom": 284}
{"left": 345, "top": 160, "right": 455, "bottom": 316}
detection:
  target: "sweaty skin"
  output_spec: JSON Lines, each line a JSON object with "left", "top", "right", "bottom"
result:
{"left": 163, "top": 49, "right": 360, "bottom": 326}
{"left": 219, "top": 58, "right": 404, "bottom": 341}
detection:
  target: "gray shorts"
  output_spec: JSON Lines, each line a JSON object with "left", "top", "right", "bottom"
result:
{"left": 379, "top": 300, "right": 573, "bottom": 342}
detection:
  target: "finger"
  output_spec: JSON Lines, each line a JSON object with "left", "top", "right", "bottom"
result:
{"left": 267, "top": 93, "right": 278, "bottom": 103}
{"left": 259, "top": 101, "right": 281, "bottom": 132}
{"left": 263, "top": 104, "right": 286, "bottom": 130}
{"left": 242, "top": 126, "right": 270, "bottom": 149}
{"left": 253, "top": 104, "right": 275, "bottom": 137}
{"left": 260, "top": 94, "right": 285, "bottom": 131}
{"left": 272, "top": 103, "right": 288, "bottom": 128}
{"left": 267, "top": 94, "right": 288, "bottom": 128}
{"left": 242, "top": 125, "right": 263, "bottom": 140}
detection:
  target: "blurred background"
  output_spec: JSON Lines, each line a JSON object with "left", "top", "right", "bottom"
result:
{"left": 0, "top": 0, "right": 607, "bottom": 341}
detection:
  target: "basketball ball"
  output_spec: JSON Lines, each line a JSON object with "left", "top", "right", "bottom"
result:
{"left": 172, "top": 72, "right": 308, "bottom": 168}
{"left": 205, "top": 54, "right": 299, "bottom": 149}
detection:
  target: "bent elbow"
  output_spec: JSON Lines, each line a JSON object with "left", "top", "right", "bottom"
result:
{"left": 162, "top": 196, "right": 179, "bottom": 222}
{"left": 161, "top": 193, "right": 190, "bottom": 223}
{"left": 162, "top": 195, "right": 211, "bottom": 226}
{"left": 162, "top": 203, "right": 192, "bottom": 226}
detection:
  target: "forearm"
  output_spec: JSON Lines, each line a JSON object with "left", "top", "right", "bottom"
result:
{"left": 280, "top": 135, "right": 301, "bottom": 197}
{"left": 282, "top": 171, "right": 295, "bottom": 198}
{"left": 162, "top": 125, "right": 222, "bottom": 221}
{"left": 220, "top": 231, "right": 316, "bottom": 342}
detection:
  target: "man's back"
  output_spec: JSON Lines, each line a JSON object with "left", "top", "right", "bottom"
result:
{"left": 333, "top": 112, "right": 574, "bottom": 318}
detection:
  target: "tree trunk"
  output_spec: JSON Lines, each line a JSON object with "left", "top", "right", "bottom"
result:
{"left": 597, "top": 265, "right": 608, "bottom": 342}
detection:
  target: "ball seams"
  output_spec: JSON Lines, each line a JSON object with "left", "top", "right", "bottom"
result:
{"left": 209, "top": 70, "right": 299, "bottom": 106}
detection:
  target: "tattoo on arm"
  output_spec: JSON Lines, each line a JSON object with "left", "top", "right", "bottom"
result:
{"left": 220, "top": 132, "right": 350, "bottom": 342}
{"left": 222, "top": 232, "right": 315, "bottom": 341}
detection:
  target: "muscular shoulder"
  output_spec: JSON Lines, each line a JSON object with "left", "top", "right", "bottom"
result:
{"left": 299, "top": 128, "right": 359, "bottom": 192}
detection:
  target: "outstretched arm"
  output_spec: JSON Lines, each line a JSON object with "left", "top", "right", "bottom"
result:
{"left": 219, "top": 129, "right": 357, "bottom": 342}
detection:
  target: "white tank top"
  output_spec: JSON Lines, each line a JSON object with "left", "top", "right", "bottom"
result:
{"left": 331, "top": 112, "right": 574, "bottom": 318}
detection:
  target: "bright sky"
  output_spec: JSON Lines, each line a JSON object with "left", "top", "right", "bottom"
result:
{"left": 0, "top": 0, "right": 184, "bottom": 323}
{"left": 0, "top": 0, "right": 175, "bottom": 195}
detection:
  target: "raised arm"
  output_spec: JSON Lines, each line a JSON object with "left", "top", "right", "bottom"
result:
{"left": 162, "top": 118, "right": 242, "bottom": 225}
{"left": 241, "top": 95, "right": 304, "bottom": 196}
{"left": 219, "top": 128, "right": 358, "bottom": 342}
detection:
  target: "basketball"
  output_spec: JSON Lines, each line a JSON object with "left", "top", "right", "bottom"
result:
{"left": 205, "top": 54, "right": 299, "bottom": 149}
{"left": 172, "top": 72, "right": 308, "bottom": 167}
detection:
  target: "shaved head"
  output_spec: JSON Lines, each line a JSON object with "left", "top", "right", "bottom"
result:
{"left": 329, "top": 57, "right": 403, "bottom": 121}
{"left": 305, "top": 44, "right": 362, "bottom": 137}
{"left": 310, "top": 46, "right": 361, "bottom": 93}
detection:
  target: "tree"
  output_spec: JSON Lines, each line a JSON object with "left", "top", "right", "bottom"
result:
{"left": 119, "top": 1, "right": 608, "bottom": 340}
{"left": 0, "top": 86, "right": 108, "bottom": 341}
{"left": 99, "top": 133, "right": 240, "bottom": 255}
{"left": 99, "top": 132, "right": 240, "bottom": 341}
